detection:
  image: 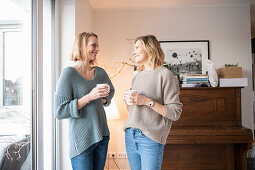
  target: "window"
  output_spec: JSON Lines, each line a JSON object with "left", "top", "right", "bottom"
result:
{"left": 0, "top": 1, "right": 56, "bottom": 169}
{"left": 0, "top": 1, "right": 32, "bottom": 169}
{"left": 0, "top": 23, "right": 31, "bottom": 132}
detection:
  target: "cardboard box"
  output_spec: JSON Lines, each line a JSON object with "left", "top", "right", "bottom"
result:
{"left": 216, "top": 67, "right": 242, "bottom": 78}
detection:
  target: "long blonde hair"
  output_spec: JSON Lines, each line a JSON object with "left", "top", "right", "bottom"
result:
{"left": 70, "top": 32, "right": 98, "bottom": 65}
{"left": 135, "top": 35, "right": 165, "bottom": 72}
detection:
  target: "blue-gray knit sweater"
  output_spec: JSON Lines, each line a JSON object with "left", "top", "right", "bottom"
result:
{"left": 54, "top": 66, "right": 115, "bottom": 158}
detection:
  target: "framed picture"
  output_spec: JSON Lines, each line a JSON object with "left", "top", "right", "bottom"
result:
{"left": 160, "top": 40, "right": 209, "bottom": 79}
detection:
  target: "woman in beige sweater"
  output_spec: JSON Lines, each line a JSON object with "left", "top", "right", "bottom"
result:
{"left": 123, "top": 35, "right": 183, "bottom": 170}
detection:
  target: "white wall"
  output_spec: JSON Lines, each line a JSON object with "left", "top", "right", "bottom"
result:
{"left": 56, "top": 0, "right": 75, "bottom": 170}
{"left": 75, "top": 0, "right": 93, "bottom": 34}
{"left": 93, "top": 4, "right": 253, "bottom": 153}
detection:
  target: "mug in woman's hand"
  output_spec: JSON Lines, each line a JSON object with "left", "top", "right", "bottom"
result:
{"left": 124, "top": 90, "right": 137, "bottom": 105}
{"left": 97, "top": 83, "right": 110, "bottom": 94}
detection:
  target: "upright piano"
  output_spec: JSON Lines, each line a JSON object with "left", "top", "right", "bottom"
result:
{"left": 162, "top": 87, "right": 253, "bottom": 170}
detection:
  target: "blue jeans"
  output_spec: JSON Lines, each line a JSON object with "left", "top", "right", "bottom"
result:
{"left": 125, "top": 128, "right": 164, "bottom": 170}
{"left": 71, "top": 136, "right": 109, "bottom": 170}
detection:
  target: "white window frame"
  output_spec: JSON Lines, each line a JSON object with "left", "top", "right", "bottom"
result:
{"left": 32, "top": 0, "right": 56, "bottom": 169}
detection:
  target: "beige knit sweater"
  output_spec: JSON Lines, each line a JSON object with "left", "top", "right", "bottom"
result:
{"left": 123, "top": 66, "right": 183, "bottom": 144}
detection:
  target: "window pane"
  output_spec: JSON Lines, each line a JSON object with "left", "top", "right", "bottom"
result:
{"left": 0, "top": 0, "right": 32, "bottom": 169}
{"left": 4, "top": 32, "right": 24, "bottom": 106}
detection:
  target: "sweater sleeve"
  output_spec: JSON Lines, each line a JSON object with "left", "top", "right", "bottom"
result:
{"left": 161, "top": 69, "right": 183, "bottom": 121}
{"left": 54, "top": 68, "right": 81, "bottom": 119}
{"left": 101, "top": 69, "right": 115, "bottom": 106}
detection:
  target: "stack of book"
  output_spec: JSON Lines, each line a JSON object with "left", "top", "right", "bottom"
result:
{"left": 182, "top": 74, "right": 210, "bottom": 87}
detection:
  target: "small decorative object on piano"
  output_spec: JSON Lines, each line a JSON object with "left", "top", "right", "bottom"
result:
{"left": 216, "top": 63, "right": 242, "bottom": 78}
{"left": 206, "top": 60, "right": 218, "bottom": 87}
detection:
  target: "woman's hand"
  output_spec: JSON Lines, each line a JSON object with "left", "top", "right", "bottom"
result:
{"left": 131, "top": 93, "right": 149, "bottom": 105}
{"left": 88, "top": 86, "right": 110, "bottom": 101}
{"left": 78, "top": 87, "right": 109, "bottom": 110}
{"left": 123, "top": 91, "right": 167, "bottom": 117}
{"left": 123, "top": 92, "right": 149, "bottom": 106}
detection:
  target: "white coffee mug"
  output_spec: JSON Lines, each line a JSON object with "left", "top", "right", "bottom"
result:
{"left": 97, "top": 83, "right": 110, "bottom": 93}
{"left": 124, "top": 90, "right": 137, "bottom": 105}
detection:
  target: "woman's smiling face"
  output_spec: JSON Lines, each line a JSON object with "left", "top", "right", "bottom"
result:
{"left": 86, "top": 36, "right": 99, "bottom": 61}
{"left": 133, "top": 40, "right": 149, "bottom": 65}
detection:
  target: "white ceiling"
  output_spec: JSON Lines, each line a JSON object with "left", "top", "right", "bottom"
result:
{"left": 88, "top": 0, "right": 252, "bottom": 9}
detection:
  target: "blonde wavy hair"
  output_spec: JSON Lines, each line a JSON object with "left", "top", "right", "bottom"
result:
{"left": 70, "top": 32, "right": 98, "bottom": 65}
{"left": 135, "top": 35, "right": 165, "bottom": 72}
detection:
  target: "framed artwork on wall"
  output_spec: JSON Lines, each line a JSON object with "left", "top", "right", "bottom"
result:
{"left": 160, "top": 40, "right": 209, "bottom": 79}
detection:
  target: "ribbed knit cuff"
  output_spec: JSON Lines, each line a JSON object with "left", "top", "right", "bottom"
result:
{"left": 70, "top": 99, "right": 80, "bottom": 118}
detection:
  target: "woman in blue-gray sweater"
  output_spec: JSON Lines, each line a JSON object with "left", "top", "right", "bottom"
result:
{"left": 54, "top": 32, "right": 115, "bottom": 170}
